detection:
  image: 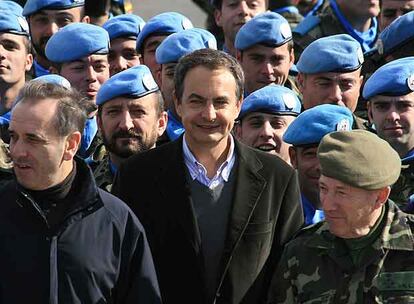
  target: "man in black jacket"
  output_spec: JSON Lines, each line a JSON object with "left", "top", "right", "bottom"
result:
{"left": 0, "top": 79, "right": 161, "bottom": 303}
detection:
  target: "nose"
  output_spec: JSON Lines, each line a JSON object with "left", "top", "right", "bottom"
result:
{"left": 201, "top": 103, "right": 217, "bottom": 122}
{"left": 259, "top": 121, "right": 273, "bottom": 139}
{"left": 385, "top": 104, "right": 400, "bottom": 122}
{"left": 10, "top": 139, "right": 28, "bottom": 161}
{"left": 86, "top": 66, "right": 97, "bottom": 83}
{"left": 44, "top": 21, "right": 59, "bottom": 37}
{"left": 118, "top": 110, "right": 135, "bottom": 131}
{"left": 327, "top": 84, "right": 343, "bottom": 104}
{"left": 238, "top": 1, "right": 250, "bottom": 16}
{"left": 320, "top": 190, "right": 337, "bottom": 212}
{"left": 111, "top": 56, "right": 128, "bottom": 75}
{"left": 261, "top": 62, "right": 274, "bottom": 76}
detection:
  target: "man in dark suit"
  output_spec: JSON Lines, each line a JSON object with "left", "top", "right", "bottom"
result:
{"left": 112, "top": 48, "right": 303, "bottom": 304}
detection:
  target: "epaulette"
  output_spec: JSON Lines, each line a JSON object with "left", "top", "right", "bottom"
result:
{"left": 293, "top": 14, "right": 321, "bottom": 36}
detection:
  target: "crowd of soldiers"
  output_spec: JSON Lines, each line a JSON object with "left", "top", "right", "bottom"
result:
{"left": 0, "top": 0, "right": 414, "bottom": 303}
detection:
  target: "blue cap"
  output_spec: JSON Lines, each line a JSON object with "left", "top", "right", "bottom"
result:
{"left": 0, "top": 1, "right": 24, "bottom": 15}
{"left": 297, "top": 34, "right": 364, "bottom": 74}
{"left": 0, "top": 11, "right": 29, "bottom": 36}
{"left": 33, "top": 74, "right": 71, "bottom": 89}
{"left": 235, "top": 12, "right": 292, "bottom": 51}
{"left": 103, "top": 14, "right": 146, "bottom": 41}
{"left": 155, "top": 28, "right": 217, "bottom": 64}
{"left": 23, "top": 0, "right": 84, "bottom": 16}
{"left": 283, "top": 104, "right": 354, "bottom": 146}
{"left": 45, "top": 23, "right": 109, "bottom": 63}
{"left": 96, "top": 65, "right": 159, "bottom": 106}
{"left": 363, "top": 57, "right": 414, "bottom": 99}
{"left": 136, "top": 12, "right": 193, "bottom": 51}
{"left": 238, "top": 85, "right": 301, "bottom": 120}
{"left": 378, "top": 11, "right": 414, "bottom": 56}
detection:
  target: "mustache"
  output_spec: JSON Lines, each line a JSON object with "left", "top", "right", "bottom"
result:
{"left": 112, "top": 129, "right": 141, "bottom": 139}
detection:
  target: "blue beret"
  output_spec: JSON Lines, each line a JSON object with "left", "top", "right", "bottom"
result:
{"left": 283, "top": 104, "right": 354, "bottom": 146}
{"left": 378, "top": 11, "right": 414, "bottom": 56}
{"left": 235, "top": 12, "right": 292, "bottom": 50}
{"left": 297, "top": 34, "right": 364, "bottom": 74}
{"left": 238, "top": 85, "right": 301, "bottom": 120}
{"left": 0, "top": 11, "right": 29, "bottom": 36}
{"left": 103, "top": 14, "right": 145, "bottom": 41}
{"left": 363, "top": 57, "right": 414, "bottom": 99}
{"left": 96, "top": 65, "right": 159, "bottom": 106}
{"left": 45, "top": 23, "right": 109, "bottom": 63}
{"left": 156, "top": 28, "right": 217, "bottom": 64}
{"left": 136, "top": 12, "right": 193, "bottom": 51}
{"left": 23, "top": 0, "right": 84, "bottom": 16}
{"left": 33, "top": 74, "right": 71, "bottom": 89}
{"left": 0, "top": 1, "right": 23, "bottom": 15}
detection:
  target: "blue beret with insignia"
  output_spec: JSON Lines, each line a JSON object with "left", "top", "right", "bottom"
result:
{"left": 23, "top": 0, "right": 84, "bottom": 16}
{"left": 103, "top": 14, "right": 145, "bottom": 41}
{"left": 0, "top": 11, "right": 29, "bottom": 36}
{"left": 0, "top": 1, "right": 23, "bottom": 15}
{"left": 378, "top": 11, "right": 414, "bottom": 56}
{"left": 363, "top": 57, "right": 414, "bottom": 99}
{"left": 283, "top": 104, "right": 354, "bottom": 146}
{"left": 297, "top": 34, "right": 364, "bottom": 74}
{"left": 45, "top": 23, "right": 110, "bottom": 63}
{"left": 136, "top": 12, "right": 193, "bottom": 51}
{"left": 156, "top": 28, "right": 217, "bottom": 64}
{"left": 238, "top": 85, "right": 301, "bottom": 120}
{"left": 96, "top": 65, "right": 159, "bottom": 106}
{"left": 235, "top": 12, "right": 292, "bottom": 50}
{"left": 33, "top": 74, "right": 71, "bottom": 89}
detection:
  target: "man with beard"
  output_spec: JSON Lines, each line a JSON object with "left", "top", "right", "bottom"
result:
{"left": 94, "top": 65, "right": 167, "bottom": 191}
{"left": 45, "top": 22, "right": 110, "bottom": 158}
{"left": 23, "top": 0, "right": 89, "bottom": 78}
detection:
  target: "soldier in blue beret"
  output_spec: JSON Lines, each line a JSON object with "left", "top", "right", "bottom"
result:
{"left": 45, "top": 22, "right": 110, "bottom": 159}
{"left": 155, "top": 28, "right": 217, "bottom": 143}
{"left": 380, "top": 0, "right": 414, "bottom": 30}
{"left": 283, "top": 104, "right": 353, "bottom": 225}
{"left": 235, "top": 12, "right": 296, "bottom": 96}
{"left": 293, "top": 0, "right": 379, "bottom": 60}
{"left": 136, "top": 12, "right": 193, "bottom": 82}
{"left": 0, "top": 11, "right": 33, "bottom": 116}
{"left": 23, "top": 0, "right": 89, "bottom": 78}
{"left": 364, "top": 57, "right": 414, "bottom": 211}
{"left": 92, "top": 65, "right": 167, "bottom": 191}
{"left": 234, "top": 84, "right": 300, "bottom": 165}
{"left": 211, "top": 0, "right": 266, "bottom": 56}
{"left": 297, "top": 34, "right": 367, "bottom": 129}
{"left": 103, "top": 14, "right": 145, "bottom": 76}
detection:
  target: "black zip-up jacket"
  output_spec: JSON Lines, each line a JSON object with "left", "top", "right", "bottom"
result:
{"left": 0, "top": 158, "right": 161, "bottom": 304}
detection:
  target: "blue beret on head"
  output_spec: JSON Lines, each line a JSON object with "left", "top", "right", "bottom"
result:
{"left": 378, "top": 11, "right": 414, "bottom": 56}
{"left": 0, "top": 1, "right": 23, "bottom": 15}
{"left": 136, "top": 12, "right": 193, "bottom": 51}
{"left": 96, "top": 65, "right": 159, "bottom": 106}
{"left": 45, "top": 23, "right": 110, "bottom": 63}
{"left": 238, "top": 85, "right": 301, "bottom": 120}
{"left": 0, "top": 11, "right": 29, "bottom": 35}
{"left": 297, "top": 34, "right": 364, "bottom": 74}
{"left": 156, "top": 28, "right": 217, "bottom": 64}
{"left": 23, "top": 0, "right": 84, "bottom": 16}
{"left": 283, "top": 104, "right": 354, "bottom": 146}
{"left": 103, "top": 14, "right": 146, "bottom": 41}
{"left": 235, "top": 12, "right": 292, "bottom": 50}
{"left": 33, "top": 74, "right": 71, "bottom": 89}
{"left": 363, "top": 57, "right": 414, "bottom": 99}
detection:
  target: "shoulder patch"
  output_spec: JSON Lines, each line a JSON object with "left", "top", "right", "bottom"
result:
{"left": 293, "top": 14, "right": 321, "bottom": 36}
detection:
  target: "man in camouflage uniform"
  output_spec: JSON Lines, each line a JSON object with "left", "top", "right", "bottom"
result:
{"left": 267, "top": 130, "right": 414, "bottom": 304}
{"left": 93, "top": 65, "right": 167, "bottom": 191}
{"left": 293, "top": 0, "right": 379, "bottom": 60}
{"left": 364, "top": 57, "right": 414, "bottom": 211}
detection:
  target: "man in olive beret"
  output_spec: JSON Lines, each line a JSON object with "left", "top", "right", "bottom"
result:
{"left": 267, "top": 130, "right": 414, "bottom": 304}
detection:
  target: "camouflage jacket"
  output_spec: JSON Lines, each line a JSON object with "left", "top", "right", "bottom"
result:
{"left": 267, "top": 200, "right": 414, "bottom": 304}
{"left": 92, "top": 155, "right": 114, "bottom": 193}
{"left": 390, "top": 165, "right": 414, "bottom": 212}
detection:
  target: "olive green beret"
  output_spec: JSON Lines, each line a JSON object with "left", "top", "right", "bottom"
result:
{"left": 318, "top": 130, "right": 401, "bottom": 190}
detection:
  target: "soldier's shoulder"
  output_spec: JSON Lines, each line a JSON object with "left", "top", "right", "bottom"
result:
{"left": 293, "top": 14, "right": 321, "bottom": 36}
{"left": 285, "top": 221, "right": 326, "bottom": 249}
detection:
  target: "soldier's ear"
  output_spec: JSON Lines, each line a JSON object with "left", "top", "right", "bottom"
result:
{"left": 82, "top": 15, "right": 90, "bottom": 24}
{"left": 289, "top": 146, "right": 298, "bottom": 169}
{"left": 375, "top": 186, "right": 391, "bottom": 208}
{"left": 367, "top": 101, "right": 373, "bottom": 123}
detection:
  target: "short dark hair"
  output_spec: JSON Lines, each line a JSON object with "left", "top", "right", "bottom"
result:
{"left": 16, "top": 81, "right": 91, "bottom": 136}
{"left": 174, "top": 48, "right": 244, "bottom": 102}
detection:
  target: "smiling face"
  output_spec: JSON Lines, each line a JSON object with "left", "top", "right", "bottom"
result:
{"left": 176, "top": 66, "right": 242, "bottom": 149}
{"left": 59, "top": 54, "right": 110, "bottom": 103}
{"left": 368, "top": 92, "right": 414, "bottom": 157}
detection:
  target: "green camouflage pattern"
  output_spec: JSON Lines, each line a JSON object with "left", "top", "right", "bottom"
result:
{"left": 390, "top": 166, "right": 414, "bottom": 212}
{"left": 267, "top": 200, "right": 414, "bottom": 304}
{"left": 0, "top": 139, "right": 14, "bottom": 190}
{"left": 92, "top": 154, "right": 114, "bottom": 193}
{"left": 280, "top": 11, "right": 304, "bottom": 30}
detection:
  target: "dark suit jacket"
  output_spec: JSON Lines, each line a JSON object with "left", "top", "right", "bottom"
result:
{"left": 112, "top": 137, "right": 304, "bottom": 304}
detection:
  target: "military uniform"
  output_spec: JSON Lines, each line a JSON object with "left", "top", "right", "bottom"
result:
{"left": 93, "top": 154, "right": 114, "bottom": 193}
{"left": 268, "top": 200, "right": 414, "bottom": 303}
{"left": 0, "top": 139, "right": 13, "bottom": 190}
{"left": 390, "top": 165, "right": 414, "bottom": 212}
